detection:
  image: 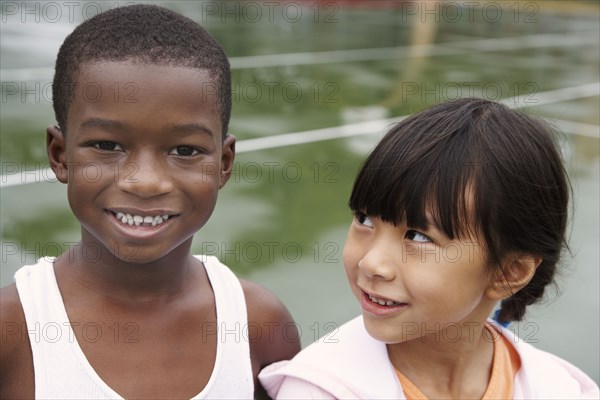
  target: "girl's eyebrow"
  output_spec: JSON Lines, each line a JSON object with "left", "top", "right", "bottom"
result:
{"left": 422, "top": 212, "right": 445, "bottom": 234}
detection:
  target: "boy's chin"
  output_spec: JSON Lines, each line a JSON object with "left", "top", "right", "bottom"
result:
{"left": 101, "top": 244, "right": 175, "bottom": 265}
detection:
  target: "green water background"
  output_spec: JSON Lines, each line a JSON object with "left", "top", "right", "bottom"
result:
{"left": 1, "top": 0, "right": 598, "bottom": 383}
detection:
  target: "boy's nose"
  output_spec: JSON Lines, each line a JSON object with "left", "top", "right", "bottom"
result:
{"left": 116, "top": 154, "right": 174, "bottom": 198}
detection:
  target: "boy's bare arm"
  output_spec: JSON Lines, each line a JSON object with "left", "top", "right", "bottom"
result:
{"left": 242, "top": 280, "right": 301, "bottom": 397}
{"left": 0, "top": 285, "right": 34, "bottom": 399}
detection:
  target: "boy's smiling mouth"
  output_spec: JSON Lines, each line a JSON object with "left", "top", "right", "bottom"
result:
{"left": 106, "top": 208, "right": 179, "bottom": 229}
{"left": 113, "top": 211, "right": 170, "bottom": 227}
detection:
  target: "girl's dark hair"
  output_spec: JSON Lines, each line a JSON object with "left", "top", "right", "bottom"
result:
{"left": 349, "top": 98, "right": 570, "bottom": 324}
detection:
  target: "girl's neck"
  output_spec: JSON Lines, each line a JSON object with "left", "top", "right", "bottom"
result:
{"left": 388, "top": 321, "right": 495, "bottom": 399}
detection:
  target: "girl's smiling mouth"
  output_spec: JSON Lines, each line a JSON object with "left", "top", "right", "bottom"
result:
{"left": 360, "top": 290, "right": 408, "bottom": 316}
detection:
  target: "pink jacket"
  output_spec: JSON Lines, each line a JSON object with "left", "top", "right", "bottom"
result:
{"left": 259, "top": 316, "right": 599, "bottom": 399}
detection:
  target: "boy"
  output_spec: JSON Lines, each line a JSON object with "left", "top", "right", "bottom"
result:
{"left": 0, "top": 4, "right": 300, "bottom": 399}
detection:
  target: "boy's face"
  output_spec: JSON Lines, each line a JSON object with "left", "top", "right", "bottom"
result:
{"left": 47, "top": 61, "right": 235, "bottom": 264}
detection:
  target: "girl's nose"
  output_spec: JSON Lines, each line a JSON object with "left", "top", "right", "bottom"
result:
{"left": 358, "top": 246, "right": 397, "bottom": 281}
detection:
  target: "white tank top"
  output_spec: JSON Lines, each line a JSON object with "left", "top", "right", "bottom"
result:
{"left": 14, "top": 255, "right": 254, "bottom": 399}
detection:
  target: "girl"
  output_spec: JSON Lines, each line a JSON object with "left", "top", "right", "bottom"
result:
{"left": 259, "top": 98, "right": 599, "bottom": 399}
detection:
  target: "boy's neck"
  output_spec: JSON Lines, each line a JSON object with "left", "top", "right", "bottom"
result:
{"left": 55, "top": 235, "right": 202, "bottom": 303}
{"left": 387, "top": 319, "right": 495, "bottom": 399}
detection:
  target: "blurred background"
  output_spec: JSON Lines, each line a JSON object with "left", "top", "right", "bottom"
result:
{"left": 1, "top": 0, "right": 598, "bottom": 383}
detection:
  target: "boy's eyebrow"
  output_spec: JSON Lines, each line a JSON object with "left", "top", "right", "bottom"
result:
{"left": 163, "top": 122, "right": 214, "bottom": 138}
{"left": 79, "top": 118, "right": 213, "bottom": 138}
{"left": 80, "top": 118, "right": 126, "bottom": 132}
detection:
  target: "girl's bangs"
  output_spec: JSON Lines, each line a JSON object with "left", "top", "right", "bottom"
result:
{"left": 348, "top": 123, "right": 482, "bottom": 241}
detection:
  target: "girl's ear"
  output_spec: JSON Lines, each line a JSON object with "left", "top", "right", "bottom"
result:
{"left": 219, "top": 134, "right": 236, "bottom": 189}
{"left": 47, "top": 125, "right": 68, "bottom": 184}
{"left": 486, "top": 253, "right": 542, "bottom": 300}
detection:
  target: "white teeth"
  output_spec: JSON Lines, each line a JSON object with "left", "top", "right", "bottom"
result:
{"left": 116, "top": 212, "right": 125, "bottom": 222}
{"left": 152, "top": 216, "right": 162, "bottom": 226}
{"left": 113, "top": 212, "right": 172, "bottom": 227}
{"left": 368, "top": 294, "right": 399, "bottom": 307}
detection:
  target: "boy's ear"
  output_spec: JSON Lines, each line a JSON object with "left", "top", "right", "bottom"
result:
{"left": 46, "top": 125, "right": 68, "bottom": 184}
{"left": 219, "top": 134, "right": 236, "bottom": 188}
{"left": 486, "top": 253, "right": 542, "bottom": 300}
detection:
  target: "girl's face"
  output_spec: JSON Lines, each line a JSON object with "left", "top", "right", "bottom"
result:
{"left": 343, "top": 212, "right": 498, "bottom": 344}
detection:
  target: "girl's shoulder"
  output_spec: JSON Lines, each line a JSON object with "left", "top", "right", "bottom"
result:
{"left": 493, "top": 322, "right": 599, "bottom": 399}
{"left": 259, "top": 318, "right": 599, "bottom": 399}
{"left": 259, "top": 316, "right": 404, "bottom": 399}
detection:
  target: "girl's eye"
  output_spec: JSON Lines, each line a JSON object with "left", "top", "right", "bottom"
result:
{"left": 355, "top": 212, "right": 374, "bottom": 228}
{"left": 406, "top": 230, "right": 432, "bottom": 243}
{"left": 170, "top": 146, "right": 200, "bottom": 156}
{"left": 93, "top": 141, "right": 122, "bottom": 151}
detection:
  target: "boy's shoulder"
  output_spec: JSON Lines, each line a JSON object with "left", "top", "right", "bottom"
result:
{"left": 0, "top": 283, "right": 26, "bottom": 345}
{"left": 200, "top": 254, "right": 300, "bottom": 386}
{"left": 0, "top": 281, "right": 22, "bottom": 320}
{"left": 0, "top": 283, "right": 34, "bottom": 398}
{"left": 199, "top": 255, "right": 299, "bottom": 353}
{"left": 239, "top": 278, "right": 301, "bottom": 371}
{"left": 0, "top": 283, "right": 28, "bottom": 358}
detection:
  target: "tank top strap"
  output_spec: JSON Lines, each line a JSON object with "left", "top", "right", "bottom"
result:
{"left": 193, "top": 255, "right": 254, "bottom": 398}
{"left": 15, "top": 257, "right": 118, "bottom": 399}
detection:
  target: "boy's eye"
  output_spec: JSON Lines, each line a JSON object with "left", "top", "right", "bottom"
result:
{"left": 93, "top": 141, "right": 122, "bottom": 151}
{"left": 170, "top": 146, "right": 200, "bottom": 156}
{"left": 406, "top": 230, "right": 432, "bottom": 243}
{"left": 355, "top": 212, "right": 374, "bottom": 228}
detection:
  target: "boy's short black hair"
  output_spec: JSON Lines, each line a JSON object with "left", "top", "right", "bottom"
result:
{"left": 52, "top": 4, "right": 231, "bottom": 136}
{"left": 350, "top": 98, "right": 570, "bottom": 323}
